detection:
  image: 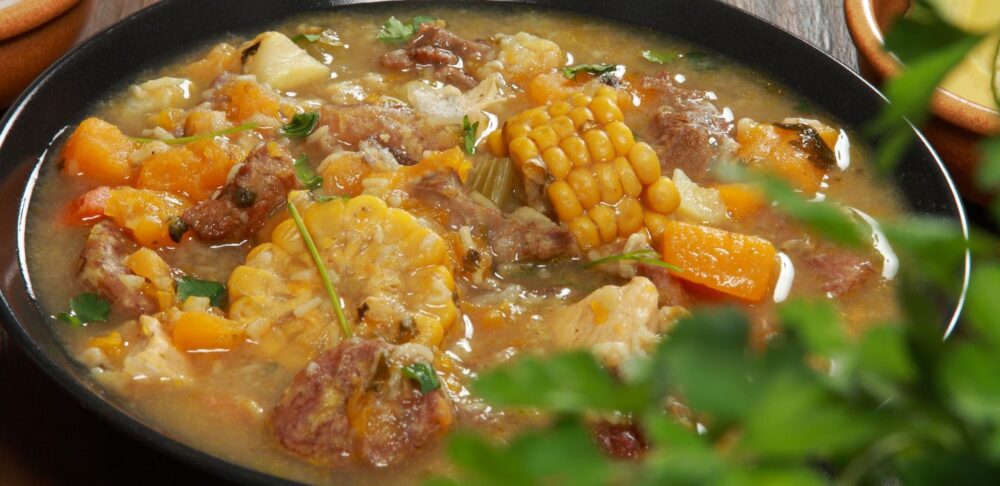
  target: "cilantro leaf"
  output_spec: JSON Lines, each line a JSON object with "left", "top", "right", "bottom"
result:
{"left": 760, "top": 178, "right": 867, "bottom": 247}
{"left": 281, "top": 112, "right": 319, "bottom": 139}
{"left": 642, "top": 49, "right": 680, "bottom": 64}
{"left": 462, "top": 115, "right": 479, "bottom": 155}
{"left": 291, "top": 33, "right": 321, "bottom": 43}
{"left": 293, "top": 154, "right": 323, "bottom": 190}
{"left": 777, "top": 299, "right": 847, "bottom": 356}
{"left": 57, "top": 293, "right": 111, "bottom": 326}
{"left": 562, "top": 63, "right": 618, "bottom": 80}
{"left": 683, "top": 51, "right": 718, "bottom": 70}
{"left": 176, "top": 277, "right": 227, "bottom": 308}
{"left": 403, "top": 362, "right": 441, "bottom": 394}
{"left": 376, "top": 15, "right": 437, "bottom": 44}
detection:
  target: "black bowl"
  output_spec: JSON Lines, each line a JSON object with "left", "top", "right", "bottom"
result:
{"left": 0, "top": 0, "right": 969, "bottom": 484}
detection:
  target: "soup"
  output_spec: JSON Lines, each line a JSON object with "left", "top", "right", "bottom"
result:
{"left": 26, "top": 5, "right": 903, "bottom": 484}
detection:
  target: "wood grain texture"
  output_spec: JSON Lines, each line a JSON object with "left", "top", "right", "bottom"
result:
{"left": 0, "top": 0, "right": 859, "bottom": 483}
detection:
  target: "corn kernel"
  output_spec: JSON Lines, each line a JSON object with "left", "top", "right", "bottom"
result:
{"left": 644, "top": 211, "right": 671, "bottom": 244}
{"left": 595, "top": 85, "right": 618, "bottom": 101}
{"left": 504, "top": 122, "right": 531, "bottom": 145}
{"left": 525, "top": 107, "right": 551, "bottom": 126}
{"left": 548, "top": 116, "right": 576, "bottom": 138}
{"left": 567, "top": 167, "right": 601, "bottom": 209}
{"left": 590, "top": 95, "right": 624, "bottom": 124}
{"left": 644, "top": 176, "right": 681, "bottom": 215}
{"left": 617, "top": 196, "right": 644, "bottom": 235}
{"left": 542, "top": 146, "right": 573, "bottom": 179}
{"left": 604, "top": 121, "right": 635, "bottom": 155}
{"left": 593, "top": 162, "right": 624, "bottom": 204}
{"left": 509, "top": 136, "right": 540, "bottom": 167}
{"left": 528, "top": 124, "right": 559, "bottom": 151}
{"left": 560, "top": 136, "right": 591, "bottom": 167}
{"left": 567, "top": 107, "right": 596, "bottom": 129}
{"left": 611, "top": 156, "right": 642, "bottom": 197}
{"left": 487, "top": 129, "right": 507, "bottom": 156}
{"left": 583, "top": 129, "right": 615, "bottom": 164}
{"left": 589, "top": 205, "right": 618, "bottom": 243}
{"left": 627, "top": 142, "right": 661, "bottom": 184}
{"left": 548, "top": 100, "right": 573, "bottom": 117}
{"left": 548, "top": 180, "right": 584, "bottom": 222}
{"left": 569, "top": 93, "right": 592, "bottom": 108}
{"left": 569, "top": 215, "right": 601, "bottom": 250}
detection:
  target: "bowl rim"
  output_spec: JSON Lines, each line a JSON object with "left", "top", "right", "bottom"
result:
{"left": 0, "top": 0, "right": 972, "bottom": 484}
{"left": 0, "top": 0, "right": 79, "bottom": 41}
{"left": 843, "top": 0, "right": 1000, "bottom": 135}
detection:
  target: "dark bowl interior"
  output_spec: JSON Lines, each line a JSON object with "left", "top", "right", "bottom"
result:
{"left": 0, "top": 0, "right": 969, "bottom": 484}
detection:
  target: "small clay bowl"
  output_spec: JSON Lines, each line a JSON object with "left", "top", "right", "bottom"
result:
{"left": 0, "top": 0, "right": 85, "bottom": 107}
{"left": 845, "top": 0, "right": 1000, "bottom": 202}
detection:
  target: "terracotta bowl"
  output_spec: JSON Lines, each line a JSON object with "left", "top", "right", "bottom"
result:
{"left": 0, "top": 0, "right": 85, "bottom": 108}
{"left": 845, "top": 0, "right": 1000, "bottom": 202}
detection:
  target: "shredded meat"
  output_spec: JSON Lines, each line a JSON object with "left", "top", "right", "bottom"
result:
{"left": 642, "top": 72, "right": 739, "bottom": 183}
{"left": 77, "top": 221, "right": 156, "bottom": 316}
{"left": 784, "top": 240, "right": 875, "bottom": 297}
{"left": 181, "top": 144, "right": 298, "bottom": 243}
{"left": 380, "top": 23, "right": 493, "bottom": 90}
{"left": 271, "top": 339, "right": 452, "bottom": 467}
{"left": 408, "top": 171, "right": 576, "bottom": 262}
{"left": 319, "top": 103, "right": 459, "bottom": 163}
{"left": 592, "top": 420, "right": 648, "bottom": 460}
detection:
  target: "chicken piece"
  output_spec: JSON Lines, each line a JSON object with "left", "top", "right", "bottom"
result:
{"left": 271, "top": 339, "right": 452, "bottom": 467}
{"left": 78, "top": 221, "right": 157, "bottom": 316}
{"left": 407, "top": 171, "right": 576, "bottom": 262}
{"left": 121, "top": 314, "right": 192, "bottom": 383}
{"left": 318, "top": 103, "right": 459, "bottom": 163}
{"left": 548, "top": 277, "right": 666, "bottom": 368}
{"left": 181, "top": 142, "right": 298, "bottom": 243}
{"left": 227, "top": 194, "right": 458, "bottom": 351}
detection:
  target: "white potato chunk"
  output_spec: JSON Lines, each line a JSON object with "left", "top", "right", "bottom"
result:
{"left": 673, "top": 168, "right": 726, "bottom": 224}
{"left": 243, "top": 32, "right": 329, "bottom": 91}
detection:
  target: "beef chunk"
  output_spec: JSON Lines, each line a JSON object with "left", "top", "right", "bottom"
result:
{"left": 319, "top": 103, "right": 459, "bottom": 163}
{"left": 592, "top": 420, "right": 648, "bottom": 460}
{"left": 408, "top": 171, "right": 577, "bottom": 262}
{"left": 181, "top": 143, "right": 298, "bottom": 243}
{"left": 271, "top": 339, "right": 452, "bottom": 467}
{"left": 380, "top": 23, "right": 493, "bottom": 89}
{"left": 784, "top": 239, "right": 875, "bottom": 297}
{"left": 637, "top": 263, "right": 691, "bottom": 308}
{"left": 78, "top": 221, "right": 156, "bottom": 316}
{"left": 642, "top": 72, "right": 739, "bottom": 183}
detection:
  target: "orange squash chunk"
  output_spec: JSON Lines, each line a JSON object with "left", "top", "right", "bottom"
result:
{"left": 736, "top": 120, "right": 831, "bottom": 194}
{"left": 215, "top": 77, "right": 280, "bottom": 122}
{"left": 321, "top": 153, "right": 372, "bottom": 197}
{"left": 660, "top": 220, "right": 777, "bottom": 301}
{"left": 62, "top": 118, "right": 137, "bottom": 185}
{"left": 172, "top": 311, "right": 244, "bottom": 352}
{"left": 88, "top": 331, "right": 125, "bottom": 362}
{"left": 103, "top": 187, "right": 189, "bottom": 248}
{"left": 137, "top": 139, "right": 243, "bottom": 202}
{"left": 716, "top": 183, "right": 765, "bottom": 220}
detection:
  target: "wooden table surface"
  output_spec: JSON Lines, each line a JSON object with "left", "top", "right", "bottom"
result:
{"left": 0, "top": 0, "right": 855, "bottom": 484}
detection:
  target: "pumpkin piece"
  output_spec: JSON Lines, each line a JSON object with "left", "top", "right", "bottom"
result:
{"left": 88, "top": 331, "right": 125, "bottom": 362}
{"left": 62, "top": 118, "right": 137, "bottom": 185}
{"left": 171, "top": 311, "right": 244, "bottom": 352}
{"left": 716, "top": 183, "right": 766, "bottom": 220}
{"left": 103, "top": 187, "right": 189, "bottom": 248}
{"left": 320, "top": 153, "right": 372, "bottom": 197}
{"left": 736, "top": 119, "right": 828, "bottom": 194}
{"left": 137, "top": 139, "right": 244, "bottom": 202}
{"left": 215, "top": 77, "right": 281, "bottom": 122}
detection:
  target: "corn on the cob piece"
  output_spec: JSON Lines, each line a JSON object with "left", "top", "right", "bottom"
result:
{"left": 499, "top": 86, "right": 680, "bottom": 249}
{"left": 228, "top": 194, "right": 457, "bottom": 356}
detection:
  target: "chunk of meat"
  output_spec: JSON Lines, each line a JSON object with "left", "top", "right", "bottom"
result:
{"left": 271, "top": 339, "right": 452, "bottom": 467}
{"left": 642, "top": 72, "right": 739, "bottom": 183}
{"left": 592, "top": 420, "right": 648, "bottom": 460}
{"left": 380, "top": 24, "right": 493, "bottom": 90}
{"left": 637, "top": 263, "right": 692, "bottom": 308}
{"left": 548, "top": 277, "right": 663, "bottom": 368}
{"left": 181, "top": 143, "right": 298, "bottom": 242}
{"left": 319, "top": 104, "right": 459, "bottom": 163}
{"left": 784, "top": 239, "right": 875, "bottom": 297}
{"left": 77, "top": 221, "right": 156, "bottom": 316}
{"left": 407, "top": 171, "right": 576, "bottom": 262}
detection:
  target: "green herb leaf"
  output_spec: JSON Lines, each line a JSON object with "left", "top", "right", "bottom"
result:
{"left": 403, "top": 362, "right": 441, "bottom": 394}
{"left": 585, "top": 249, "right": 682, "bottom": 273}
{"left": 642, "top": 49, "right": 680, "bottom": 64}
{"left": 176, "top": 277, "right": 227, "bottom": 308}
{"left": 683, "top": 51, "right": 718, "bottom": 70}
{"left": 57, "top": 293, "right": 111, "bottom": 326}
{"left": 462, "top": 115, "right": 479, "bottom": 155}
{"left": 777, "top": 299, "right": 846, "bottom": 356}
{"left": 977, "top": 137, "right": 1000, "bottom": 191}
{"left": 291, "top": 33, "right": 321, "bottom": 43}
{"left": 376, "top": 15, "right": 437, "bottom": 44}
{"left": 131, "top": 122, "right": 258, "bottom": 146}
{"left": 287, "top": 197, "right": 352, "bottom": 338}
{"left": 562, "top": 63, "right": 618, "bottom": 80}
{"left": 772, "top": 122, "right": 837, "bottom": 168}
{"left": 293, "top": 154, "right": 323, "bottom": 190}
{"left": 281, "top": 112, "right": 319, "bottom": 139}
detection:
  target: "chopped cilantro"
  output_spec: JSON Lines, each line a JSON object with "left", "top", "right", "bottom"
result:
{"left": 562, "top": 63, "right": 618, "bottom": 80}
{"left": 281, "top": 112, "right": 319, "bottom": 139}
{"left": 462, "top": 115, "right": 480, "bottom": 155}
{"left": 56, "top": 293, "right": 111, "bottom": 327}
{"left": 403, "top": 362, "right": 441, "bottom": 394}
{"left": 176, "top": 277, "right": 227, "bottom": 308}
{"left": 293, "top": 154, "right": 323, "bottom": 190}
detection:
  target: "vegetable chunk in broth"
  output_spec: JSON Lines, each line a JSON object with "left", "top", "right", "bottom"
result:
{"left": 25, "top": 5, "right": 904, "bottom": 484}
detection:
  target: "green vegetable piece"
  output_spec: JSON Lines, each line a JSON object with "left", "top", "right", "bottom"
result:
{"left": 760, "top": 178, "right": 866, "bottom": 247}
{"left": 585, "top": 249, "right": 682, "bottom": 273}
{"left": 684, "top": 51, "right": 718, "bottom": 70}
{"left": 281, "top": 112, "right": 319, "bottom": 139}
{"left": 462, "top": 115, "right": 479, "bottom": 155}
{"left": 562, "top": 63, "right": 618, "bottom": 80}
{"left": 642, "top": 49, "right": 680, "bottom": 64}
{"left": 403, "top": 362, "right": 441, "bottom": 394}
{"left": 176, "top": 277, "right": 227, "bottom": 308}
{"left": 772, "top": 122, "right": 837, "bottom": 168}
{"left": 467, "top": 157, "right": 519, "bottom": 209}
{"left": 291, "top": 33, "right": 321, "bottom": 43}
{"left": 293, "top": 154, "right": 323, "bottom": 190}
{"left": 287, "top": 197, "right": 352, "bottom": 338}
{"left": 376, "top": 15, "right": 437, "bottom": 44}
{"left": 57, "top": 293, "right": 111, "bottom": 327}
{"left": 131, "top": 122, "right": 258, "bottom": 146}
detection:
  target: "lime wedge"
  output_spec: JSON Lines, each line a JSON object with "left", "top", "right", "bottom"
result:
{"left": 931, "top": 0, "right": 1000, "bottom": 34}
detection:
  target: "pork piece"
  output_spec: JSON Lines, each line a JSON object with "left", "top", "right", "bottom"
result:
{"left": 642, "top": 72, "right": 739, "bottom": 183}
{"left": 407, "top": 171, "right": 576, "bottom": 262}
{"left": 271, "top": 339, "right": 452, "bottom": 467}
{"left": 380, "top": 23, "right": 493, "bottom": 89}
{"left": 637, "top": 263, "right": 691, "bottom": 308}
{"left": 78, "top": 221, "right": 156, "bottom": 316}
{"left": 784, "top": 239, "right": 875, "bottom": 297}
{"left": 181, "top": 144, "right": 298, "bottom": 243}
{"left": 592, "top": 420, "right": 648, "bottom": 460}
{"left": 319, "top": 103, "right": 459, "bottom": 163}
{"left": 548, "top": 277, "right": 664, "bottom": 368}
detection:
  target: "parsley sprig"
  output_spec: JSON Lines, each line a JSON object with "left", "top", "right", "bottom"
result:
{"left": 56, "top": 293, "right": 110, "bottom": 327}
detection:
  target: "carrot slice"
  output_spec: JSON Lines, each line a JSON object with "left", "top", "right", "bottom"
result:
{"left": 64, "top": 186, "right": 111, "bottom": 224}
{"left": 660, "top": 220, "right": 777, "bottom": 301}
